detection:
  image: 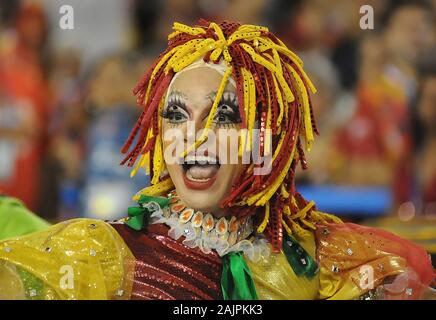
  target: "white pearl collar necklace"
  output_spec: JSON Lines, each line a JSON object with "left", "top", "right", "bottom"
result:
{"left": 148, "top": 192, "right": 270, "bottom": 261}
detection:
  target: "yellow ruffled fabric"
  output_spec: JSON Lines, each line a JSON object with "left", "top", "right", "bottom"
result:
{"left": 0, "top": 260, "right": 26, "bottom": 299}
{"left": 247, "top": 227, "right": 411, "bottom": 300}
{"left": 316, "top": 225, "right": 408, "bottom": 300}
{"left": 0, "top": 219, "right": 135, "bottom": 300}
{"left": 246, "top": 232, "right": 320, "bottom": 300}
{"left": 0, "top": 215, "right": 415, "bottom": 300}
{"left": 317, "top": 256, "right": 407, "bottom": 300}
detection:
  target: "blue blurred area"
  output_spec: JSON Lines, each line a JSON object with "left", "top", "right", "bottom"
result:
{"left": 298, "top": 184, "right": 392, "bottom": 217}
{"left": 82, "top": 105, "right": 149, "bottom": 220}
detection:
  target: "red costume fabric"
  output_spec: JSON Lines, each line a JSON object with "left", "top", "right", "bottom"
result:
{"left": 110, "top": 223, "right": 223, "bottom": 300}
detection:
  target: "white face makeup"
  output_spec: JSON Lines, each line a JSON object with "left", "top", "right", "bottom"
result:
{"left": 161, "top": 66, "right": 246, "bottom": 216}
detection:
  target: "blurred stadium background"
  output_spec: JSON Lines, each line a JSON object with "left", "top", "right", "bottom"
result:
{"left": 0, "top": 0, "right": 435, "bottom": 262}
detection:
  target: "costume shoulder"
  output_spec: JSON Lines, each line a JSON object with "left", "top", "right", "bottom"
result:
{"left": 315, "top": 222, "right": 435, "bottom": 300}
{"left": 245, "top": 231, "right": 320, "bottom": 300}
{"left": 0, "top": 218, "right": 134, "bottom": 299}
{"left": 0, "top": 196, "right": 50, "bottom": 240}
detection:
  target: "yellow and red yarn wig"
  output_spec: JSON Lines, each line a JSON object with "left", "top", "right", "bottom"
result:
{"left": 121, "top": 19, "right": 341, "bottom": 252}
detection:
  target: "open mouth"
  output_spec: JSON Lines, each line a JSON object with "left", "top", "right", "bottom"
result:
{"left": 181, "top": 155, "right": 220, "bottom": 189}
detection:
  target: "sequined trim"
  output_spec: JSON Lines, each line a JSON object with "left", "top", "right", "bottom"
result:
{"left": 148, "top": 194, "right": 270, "bottom": 261}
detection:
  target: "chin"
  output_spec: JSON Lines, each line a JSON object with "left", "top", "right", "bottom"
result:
{"left": 174, "top": 175, "right": 228, "bottom": 213}
{"left": 176, "top": 189, "right": 223, "bottom": 213}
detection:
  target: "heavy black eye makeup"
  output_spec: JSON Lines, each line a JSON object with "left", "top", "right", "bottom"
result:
{"left": 213, "top": 92, "right": 241, "bottom": 126}
{"left": 161, "top": 91, "right": 189, "bottom": 124}
{"left": 161, "top": 90, "right": 241, "bottom": 126}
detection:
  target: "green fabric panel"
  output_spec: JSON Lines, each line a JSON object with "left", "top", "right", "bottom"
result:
{"left": 221, "top": 252, "right": 258, "bottom": 300}
{"left": 0, "top": 196, "right": 50, "bottom": 240}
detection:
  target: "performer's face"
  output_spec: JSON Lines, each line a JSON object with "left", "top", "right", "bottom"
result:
{"left": 161, "top": 67, "right": 245, "bottom": 216}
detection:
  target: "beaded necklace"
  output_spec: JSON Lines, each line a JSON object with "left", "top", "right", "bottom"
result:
{"left": 149, "top": 191, "right": 270, "bottom": 259}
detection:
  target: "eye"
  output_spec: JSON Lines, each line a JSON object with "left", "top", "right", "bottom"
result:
{"left": 213, "top": 102, "right": 241, "bottom": 125}
{"left": 161, "top": 104, "right": 189, "bottom": 123}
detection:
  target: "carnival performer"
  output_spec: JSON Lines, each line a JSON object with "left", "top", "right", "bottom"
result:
{"left": 0, "top": 20, "right": 434, "bottom": 300}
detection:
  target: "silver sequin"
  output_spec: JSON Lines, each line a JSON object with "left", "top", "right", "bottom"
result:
{"left": 3, "top": 246, "right": 12, "bottom": 253}
{"left": 322, "top": 228, "right": 330, "bottom": 235}
{"left": 28, "top": 289, "right": 37, "bottom": 297}
{"left": 331, "top": 265, "right": 340, "bottom": 273}
{"left": 45, "top": 247, "right": 52, "bottom": 253}
{"left": 346, "top": 248, "right": 353, "bottom": 256}
{"left": 89, "top": 249, "right": 97, "bottom": 257}
{"left": 116, "top": 289, "right": 124, "bottom": 297}
{"left": 144, "top": 202, "right": 160, "bottom": 213}
{"left": 89, "top": 223, "right": 97, "bottom": 229}
{"left": 405, "top": 288, "right": 413, "bottom": 296}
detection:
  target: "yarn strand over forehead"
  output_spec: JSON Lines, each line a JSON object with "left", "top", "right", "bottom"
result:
{"left": 122, "top": 20, "right": 341, "bottom": 252}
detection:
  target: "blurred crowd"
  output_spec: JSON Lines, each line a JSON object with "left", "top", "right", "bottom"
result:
{"left": 0, "top": 0, "right": 435, "bottom": 223}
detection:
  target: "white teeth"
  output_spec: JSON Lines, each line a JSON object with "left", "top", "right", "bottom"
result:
{"left": 186, "top": 170, "right": 211, "bottom": 182}
{"left": 184, "top": 155, "right": 218, "bottom": 164}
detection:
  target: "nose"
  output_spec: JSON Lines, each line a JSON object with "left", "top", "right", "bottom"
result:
{"left": 184, "top": 110, "right": 210, "bottom": 143}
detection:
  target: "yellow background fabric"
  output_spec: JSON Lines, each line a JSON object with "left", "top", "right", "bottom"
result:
{"left": 0, "top": 219, "right": 134, "bottom": 300}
